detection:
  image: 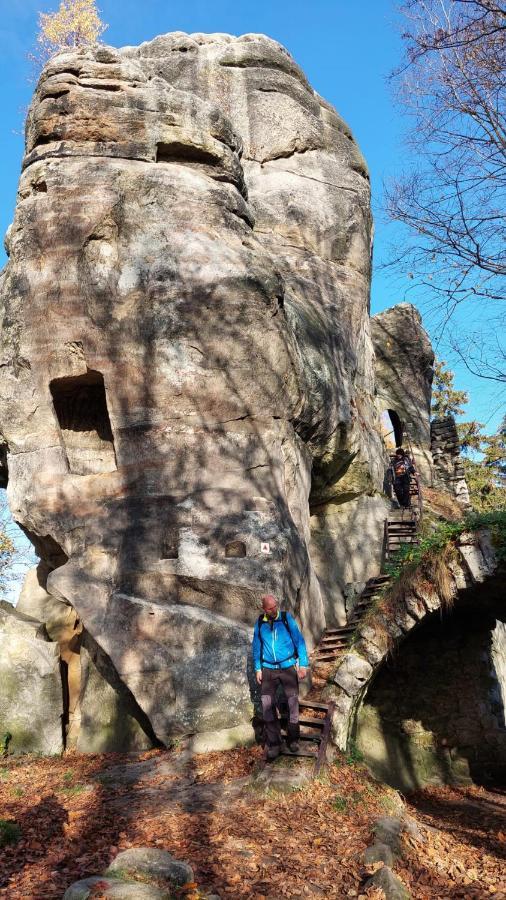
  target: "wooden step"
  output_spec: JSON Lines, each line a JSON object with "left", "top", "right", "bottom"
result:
{"left": 316, "top": 642, "right": 350, "bottom": 652}
{"left": 316, "top": 641, "right": 349, "bottom": 650}
{"left": 387, "top": 539, "right": 419, "bottom": 545}
{"left": 317, "top": 644, "right": 350, "bottom": 653}
{"left": 320, "top": 636, "right": 351, "bottom": 645}
{"left": 298, "top": 716, "right": 325, "bottom": 729}
{"left": 280, "top": 746, "right": 317, "bottom": 759}
{"left": 387, "top": 538, "right": 419, "bottom": 545}
{"left": 299, "top": 732, "right": 322, "bottom": 744}
{"left": 299, "top": 700, "right": 331, "bottom": 711}
{"left": 322, "top": 626, "right": 354, "bottom": 636}
{"left": 321, "top": 631, "right": 353, "bottom": 639}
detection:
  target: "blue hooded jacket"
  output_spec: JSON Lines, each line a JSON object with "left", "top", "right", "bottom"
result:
{"left": 252, "top": 611, "right": 309, "bottom": 671}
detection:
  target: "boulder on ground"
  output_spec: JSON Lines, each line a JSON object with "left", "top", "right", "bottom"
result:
{"left": 365, "top": 865, "right": 411, "bottom": 899}
{"left": 105, "top": 847, "right": 194, "bottom": 887}
{"left": 63, "top": 877, "right": 169, "bottom": 899}
{"left": 363, "top": 842, "right": 394, "bottom": 867}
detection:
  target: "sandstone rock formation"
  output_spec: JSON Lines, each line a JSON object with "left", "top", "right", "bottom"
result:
{"left": 0, "top": 32, "right": 433, "bottom": 750}
{"left": 0, "top": 600, "right": 63, "bottom": 753}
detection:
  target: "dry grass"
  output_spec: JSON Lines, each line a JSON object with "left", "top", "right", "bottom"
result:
{"left": 377, "top": 542, "right": 458, "bottom": 624}
{"left": 422, "top": 487, "right": 464, "bottom": 522}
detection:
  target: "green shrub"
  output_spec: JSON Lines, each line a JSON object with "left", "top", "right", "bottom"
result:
{"left": 332, "top": 794, "right": 348, "bottom": 812}
{"left": 385, "top": 510, "right": 506, "bottom": 583}
{"left": 0, "top": 819, "right": 21, "bottom": 847}
{"left": 0, "top": 733, "right": 12, "bottom": 756}
{"left": 345, "top": 742, "right": 364, "bottom": 766}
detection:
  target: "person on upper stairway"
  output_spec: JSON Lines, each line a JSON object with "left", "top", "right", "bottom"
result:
{"left": 389, "top": 447, "right": 416, "bottom": 510}
{"left": 252, "top": 594, "right": 309, "bottom": 761}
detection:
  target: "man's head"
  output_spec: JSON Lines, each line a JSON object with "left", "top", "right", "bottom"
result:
{"left": 395, "top": 447, "right": 404, "bottom": 457}
{"left": 261, "top": 594, "right": 278, "bottom": 620}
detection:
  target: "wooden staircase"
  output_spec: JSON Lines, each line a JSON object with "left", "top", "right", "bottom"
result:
{"left": 278, "top": 699, "right": 335, "bottom": 775}
{"left": 313, "top": 575, "right": 390, "bottom": 663}
{"left": 313, "top": 475, "right": 423, "bottom": 665}
{"left": 384, "top": 512, "right": 419, "bottom": 562}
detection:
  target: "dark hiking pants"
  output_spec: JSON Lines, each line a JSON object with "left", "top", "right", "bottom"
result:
{"left": 393, "top": 475, "right": 411, "bottom": 508}
{"left": 261, "top": 665, "right": 300, "bottom": 747}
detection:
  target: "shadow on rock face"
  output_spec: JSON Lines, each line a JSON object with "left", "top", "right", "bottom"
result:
{"left": 0, "top": 33, "right": 415, "bottom": 750}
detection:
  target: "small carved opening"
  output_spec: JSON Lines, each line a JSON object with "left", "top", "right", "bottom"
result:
{"left": 161, "top": 527, "right": 179, "bottom": 560}
{"left": 50, "top": 370, "right": 117, "bottom": 475}
{"left": 33, "top": 133, "right": 59, "bottom": 147}
{"left": 44, "top": 89, "right": 71, "bottom": 100}
{"left": 156, "top": 141, "right": 218, "bottom": 166}
{"left": 225, "top": 540, "right": 247, "bottom": 558}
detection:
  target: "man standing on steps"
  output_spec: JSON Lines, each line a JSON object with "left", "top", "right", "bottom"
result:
{"left": 252, "top": 594, "right": 309, "bottom": 760}
{"left": 390, "top": 447, "right": 416, "bottom": 510}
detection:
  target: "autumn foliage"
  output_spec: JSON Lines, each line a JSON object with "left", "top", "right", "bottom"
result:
{"left": 34, "top": 0, "right": 107, "bottom": 66}
{"left": 0, "top": 748, "right": 505, "bottom": 898}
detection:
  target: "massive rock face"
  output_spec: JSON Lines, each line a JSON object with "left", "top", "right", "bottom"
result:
{"left": 0, "top": 32, "right": 411, "bottom": 748}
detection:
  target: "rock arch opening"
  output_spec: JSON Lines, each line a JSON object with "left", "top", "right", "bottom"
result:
{"left": 354, "top": 590, "right": 506, "bottom": 792}
{"left": 0, "top": 442, "right": 7, "bottom": 489}
{"left": 50, "top": 370, "right": 117, "bottom": 475}
{"left": 380, "top": 409, "right": 404, "bottom": 451}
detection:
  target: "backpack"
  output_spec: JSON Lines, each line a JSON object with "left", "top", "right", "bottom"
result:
{"left": 393, "top": 457, "right": 409, "bottom": 477}
{"left": 257, "top": 611, "right": 299, "bottom": 665}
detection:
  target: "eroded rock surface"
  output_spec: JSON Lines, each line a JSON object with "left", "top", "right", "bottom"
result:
{"left": 0, "top": 601, "right": 63, "bottom": 753}
{"left": 0, "top": 32, "right": 393, "bottom": 748}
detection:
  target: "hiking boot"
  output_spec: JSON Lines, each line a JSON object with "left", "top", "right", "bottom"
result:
{"left": 266, "top": 744, "right": 281, "bottom": 761}
{"left": 288, "top": 741, "right": 300, "bottom": 753}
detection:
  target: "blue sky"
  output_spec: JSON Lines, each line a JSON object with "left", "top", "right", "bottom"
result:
{"left": 0, "top": 0, "right": 503, "bottom": 432}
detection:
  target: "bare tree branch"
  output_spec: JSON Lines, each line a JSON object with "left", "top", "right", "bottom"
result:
{"left": 386, "top": 0, "right": 506, "bottom": 383}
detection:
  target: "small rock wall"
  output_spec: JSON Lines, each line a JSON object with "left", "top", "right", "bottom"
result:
{"left": 430, "top": 417, "right": 471, "bottom": 507}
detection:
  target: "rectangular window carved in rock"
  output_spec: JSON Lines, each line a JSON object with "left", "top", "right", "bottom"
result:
{"left": 161, "top": 527, "right": 179, "bottom": 560}
{"left": 50, "top": 371, "right": 117, "bottom": 475}
{"left": 225, "top": 540, "right": 247, "bottom": 558}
